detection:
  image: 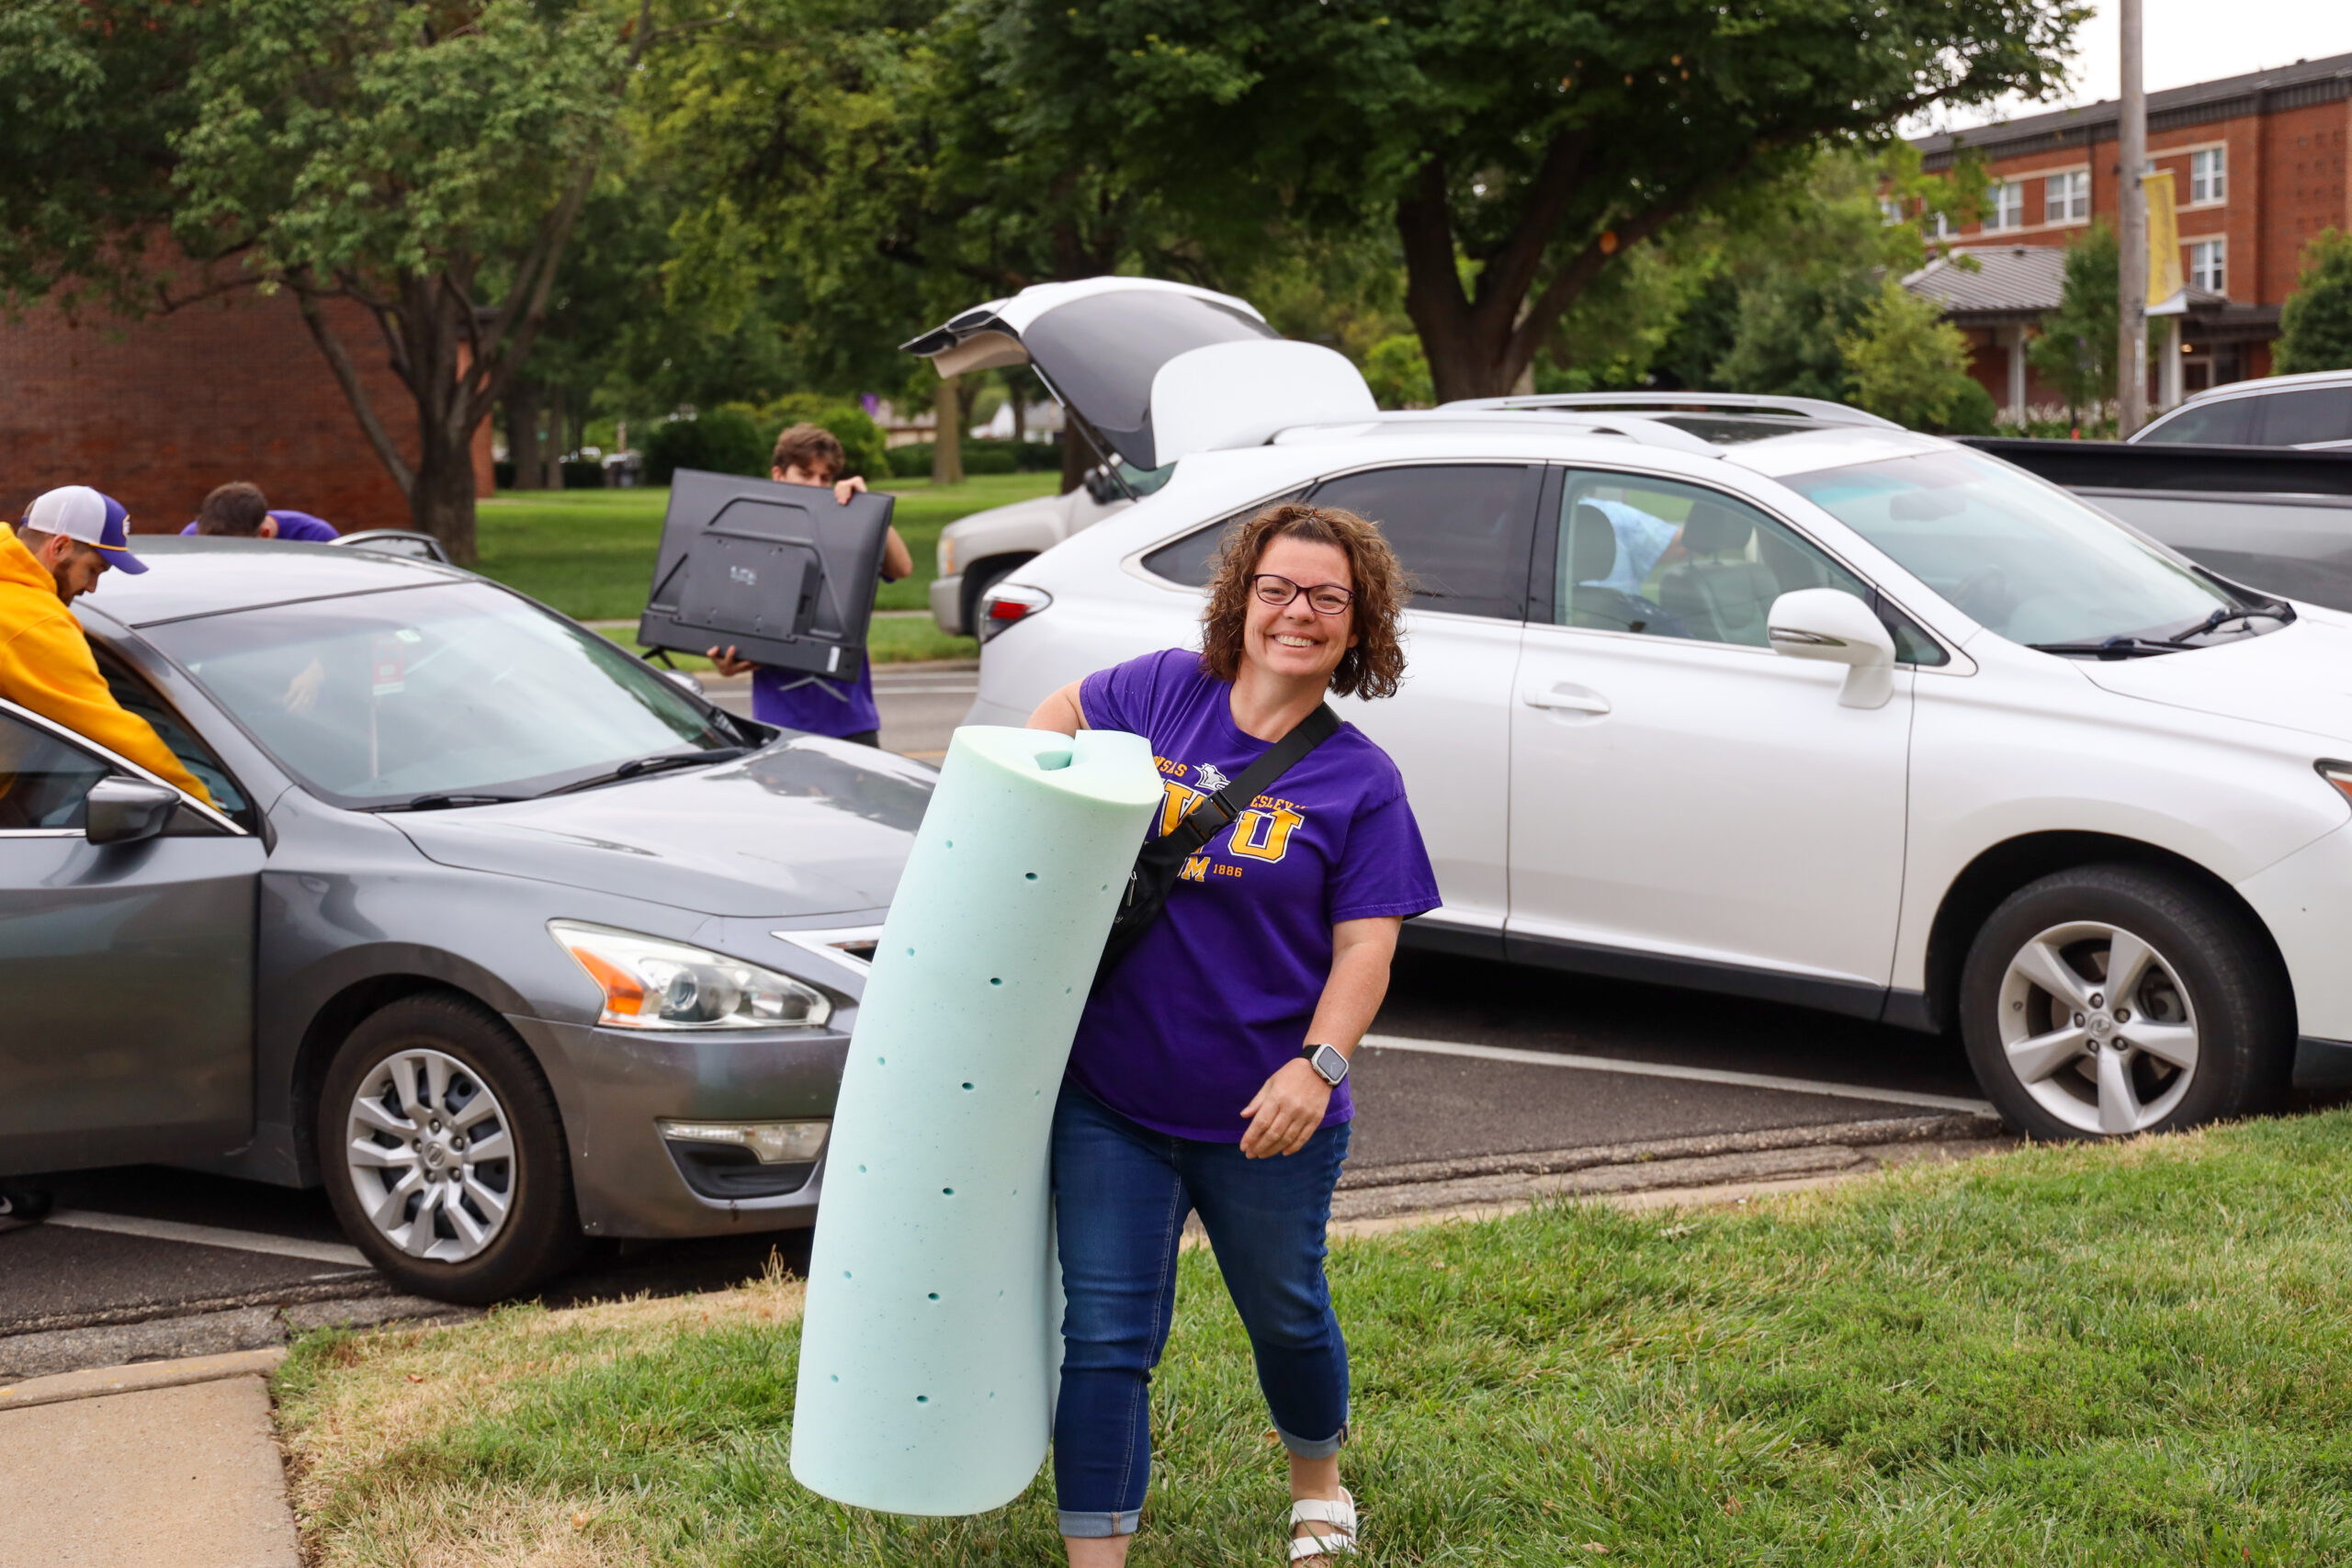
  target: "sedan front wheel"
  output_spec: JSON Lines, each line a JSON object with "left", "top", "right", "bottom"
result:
{"left": 319, "top": 994, "right": 581, "bottom": 1303}
{"left": 1960, "top": 863, "right": 2290, "bottom": 1140}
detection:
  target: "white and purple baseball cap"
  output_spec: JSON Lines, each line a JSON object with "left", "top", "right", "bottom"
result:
{"left": 23, "top": 485, "right": 145, "bottom": 574}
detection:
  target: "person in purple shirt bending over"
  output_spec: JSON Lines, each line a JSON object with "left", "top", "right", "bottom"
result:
{"left": 1028, "top": 502, "right": 1439, "bottom": 1567}
{"left": 178, "top": 481, "right": 340, "bottom": 541}
{"left": 707, "top": 423, "right": 912, "bottom": 747}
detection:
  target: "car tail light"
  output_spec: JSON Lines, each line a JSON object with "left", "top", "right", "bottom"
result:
{"left": 978, "top": 582, "right": 1052, "bottom": 643}
{"left": 2316, "top": 760, "right": 2352, "bottom": 807}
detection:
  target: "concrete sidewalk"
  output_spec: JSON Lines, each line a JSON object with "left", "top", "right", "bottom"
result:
{"left": 0, "top": 1351, "right": 299, "bottom": 1568}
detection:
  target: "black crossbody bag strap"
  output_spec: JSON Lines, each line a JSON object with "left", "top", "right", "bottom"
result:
{"left": 1096, "top": 703, "right": 1342, "bottom": 985}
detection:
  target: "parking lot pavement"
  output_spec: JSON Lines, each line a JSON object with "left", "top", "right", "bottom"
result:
{"left": 3, "top": 944, "right": 1996, "bottom": 1376}
{"left": 702, "top": 660, "right": 978, "bottom": 761}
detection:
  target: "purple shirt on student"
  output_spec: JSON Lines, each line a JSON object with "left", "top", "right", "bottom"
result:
{"left": 177, "top": 510, "right": 340, "bottom": 542}
{"left": 1069, "top": 648, "right": 1441, "bottom": 1142}
{"left": 750, "top": 662, "right": 881, "bottom": 738}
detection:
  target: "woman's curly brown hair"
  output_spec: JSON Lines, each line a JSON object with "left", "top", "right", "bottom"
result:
{"left": 1199, "top": 502, "right": 1411, "bottom": 699}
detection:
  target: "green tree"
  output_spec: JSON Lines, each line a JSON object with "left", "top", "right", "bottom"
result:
{"left": 1839, "top": 278, "right": 1977, "bottom": 430}
{"left": 2030, "top": 222, "right": 2120, "bottom": 423}
{"left": 1363, "top": 336, "right": 1435, "bottom": 410}
{"left": 2277, "top": 229, "right": 2352, "bottom": 375}
{"left": 0, "top": 2, "right": 695, "bottom": 560}
{"left": 981, "top": 0, "right": 2083, "bottom": 401}
{"left": 0, "top": 4, "right": 193, "bottom": 314}
{"left": 167, "top": 0, "right": 673, "bottom": 560}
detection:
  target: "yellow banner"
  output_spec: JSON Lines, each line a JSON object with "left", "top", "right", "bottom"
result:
{"left": 2144, "top": 168, "right": 2186, "bottom": 313}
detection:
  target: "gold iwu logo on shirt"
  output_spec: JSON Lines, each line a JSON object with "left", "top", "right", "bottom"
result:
{"left": 1156, "top": 758, "right": 1307, "bottom": 872}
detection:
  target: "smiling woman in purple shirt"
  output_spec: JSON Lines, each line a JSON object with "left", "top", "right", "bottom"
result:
{"left": 1028, "top": 502, "right": 1438, "bottom": 1568}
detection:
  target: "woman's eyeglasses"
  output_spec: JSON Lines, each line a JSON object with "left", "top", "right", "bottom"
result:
{"left": 1250, "top": 574, "right": 1355, "bottom": 615}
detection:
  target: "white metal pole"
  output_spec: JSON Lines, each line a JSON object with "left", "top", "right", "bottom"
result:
{"left": 2160, "top": 318, "right": 2184, "bottom": 411}
{"left": 2118, "top": 0, "right": 2148, "bottom": 435}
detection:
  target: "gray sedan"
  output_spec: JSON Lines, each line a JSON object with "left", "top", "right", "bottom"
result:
{"left": 0, "top": 537, "right": 926, "bottom": 1302}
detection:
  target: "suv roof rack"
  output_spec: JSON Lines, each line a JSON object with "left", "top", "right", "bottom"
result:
{"left": 1445, "top": 391, "right": 1901, "bottom": 429}
{"left": 1272, "top": 408, "right": 1721, "bottom": 455}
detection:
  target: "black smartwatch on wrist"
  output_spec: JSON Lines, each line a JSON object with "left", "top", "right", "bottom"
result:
{"left": 1301, "top": 1042, "right": 1350, "bottom": 1088}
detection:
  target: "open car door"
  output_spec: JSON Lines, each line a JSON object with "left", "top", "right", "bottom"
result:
{"left": 0, "top": 699, "right": 260, "bottom": 1177}
{"left": 902, "top": 278, "right": 1376, "bottom": 471}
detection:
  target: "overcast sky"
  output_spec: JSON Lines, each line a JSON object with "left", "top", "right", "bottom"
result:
{"left": 1906, "top": 0, "right": 2352, "bottom": 135}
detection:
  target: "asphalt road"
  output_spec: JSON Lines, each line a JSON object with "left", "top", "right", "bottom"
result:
{"left": 2, "top": 663, "right": 1996, "bottom": 1361}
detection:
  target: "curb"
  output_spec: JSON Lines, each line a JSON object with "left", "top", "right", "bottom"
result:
{"left": 1335, "top": 1111, "right": 1995, "bottom": 1192}
{"left": 0, "top": 1348, "right": 288, "bottom": 1413}
{"left": 1328, "top": 1131, "right": 2015, "bottom": 1230}
{"left": 0, "top": 1294, "right": 479, "bottom": 1389}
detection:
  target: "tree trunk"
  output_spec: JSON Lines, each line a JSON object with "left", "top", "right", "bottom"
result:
{"left": 1059, "top": 412, "right": 1091, "bottom": 494}
{"left": 412, "top": 433, "right": 480, "bottom": 563}
{"left": 932, "top": 375, "right": 964, "bottom": 485}
{"left": 505, "top": 383, "right": 543, "bottom": 490}
{"left": 545, "top": 386, "right": 569, "bottom": 489}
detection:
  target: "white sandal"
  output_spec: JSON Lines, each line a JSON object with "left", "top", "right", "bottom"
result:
{"left": 1288, "top": 1487, "right": 1358, "bottom": 1561}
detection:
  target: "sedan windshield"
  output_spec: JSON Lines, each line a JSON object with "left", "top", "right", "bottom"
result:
{"left": 1782, "top": 448, "right": 2256, "bottom": 649}
{"left": 146, "top": 581, "right": 745, "bottom": 808}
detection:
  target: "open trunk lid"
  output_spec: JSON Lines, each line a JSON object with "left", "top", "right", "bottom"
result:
{"left": 902, "top": 277, "right": 1374, "bottom": 470}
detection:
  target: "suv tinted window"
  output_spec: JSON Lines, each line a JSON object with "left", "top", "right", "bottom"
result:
{"left": 0, "top": 710, "right": 109, "bottom": 830}
{"left": 1139, "top": 491, "right": 1309, "bottom": 588}
{"left": 1306, "top": 464, "right": 1542, "bottom": 619}
{"left": 2261, "top": 387, "right": 2352, "bottom": 446}
{"left": 2139, "top": 396, "right": 2257, "bottom": 445}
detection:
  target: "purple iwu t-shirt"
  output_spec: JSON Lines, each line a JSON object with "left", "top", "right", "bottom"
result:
{"left": 1071, "top": 648, "right": 1440, "bottom": 1142}
{"left": 751, "top": 660, "right": 879, "bottom": 739}
{"left": 178, "top": 511, "right": 340, "bottom": 541}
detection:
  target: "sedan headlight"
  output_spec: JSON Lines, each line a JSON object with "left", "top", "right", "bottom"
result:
{"left": 548, "top": 920, "right": 831, "bottom": 1030}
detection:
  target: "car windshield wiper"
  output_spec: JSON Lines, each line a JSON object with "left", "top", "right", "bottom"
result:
{"left": 2164, "top": 604, "right": 2294, "bottom": 644}
{"left": 375, "top": 792, "right": 526, "bottom": 812}
{"left": 2026, "top": 636, "right": 2183, "bottom": 660}
{"left": 539, "top": 746, "right": 753, "bottom": 797}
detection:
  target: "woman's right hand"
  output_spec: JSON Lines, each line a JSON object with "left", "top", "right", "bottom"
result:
{"left": 706, "top": 645, "right": 758, "bottom": 679}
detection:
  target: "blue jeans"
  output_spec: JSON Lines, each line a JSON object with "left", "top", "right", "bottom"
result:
{"left": 1049, "top": 1081, "right": 1351, "bottom": 1539}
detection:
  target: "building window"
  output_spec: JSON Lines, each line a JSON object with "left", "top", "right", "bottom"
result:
{"left": 1985, "top": 180, "right": 2024, "bottom": 231}
{"left": 1922, "top": 209, "right": 1953, "bottom": 241}
{"left": 2189, "top": 147, "right": 2227, "bottom": 204}
{"left": 1878, "top": 196, "right": 1903, "bottom": 226}
{"left": 2043, "top": 169, "right": 2090, "bottom": 224}
{"left": 2188, "top": 237, "right": 2226, "bottom": 294}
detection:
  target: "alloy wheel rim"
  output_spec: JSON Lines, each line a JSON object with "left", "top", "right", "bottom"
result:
{"left": 344, "top": 1047, "right": 516, "bottom": 1262}
{"left": 1996, "top": 919, "right": 2200, "bottom": 1135}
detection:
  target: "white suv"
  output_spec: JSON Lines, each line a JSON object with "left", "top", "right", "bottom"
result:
{"left": 910, "top": 278, "right": 2352, "bottom": 1139}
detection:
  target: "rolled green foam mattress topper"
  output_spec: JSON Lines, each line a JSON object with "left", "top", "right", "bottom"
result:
{"left": 791, "top": 724, "right": 1161, "bottom": 1515}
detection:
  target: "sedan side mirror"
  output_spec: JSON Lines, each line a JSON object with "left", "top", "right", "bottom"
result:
{"left": 84, "top": 775, "right": 183, "bottom": 845}
{"left": 1766, "top": 589, "right": 1897, "bottom": 710}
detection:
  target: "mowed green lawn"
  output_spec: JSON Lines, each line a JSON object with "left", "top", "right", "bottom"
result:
{"left": 473, "top": 474, "right": 1058, "bottom": 625}
{"left": 278, "top": 1113, "right": 2352, "bottom": 1565}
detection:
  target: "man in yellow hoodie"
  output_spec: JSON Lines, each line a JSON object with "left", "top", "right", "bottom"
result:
{"left": 2, "top": 485, "right": 214, "bottom": 807}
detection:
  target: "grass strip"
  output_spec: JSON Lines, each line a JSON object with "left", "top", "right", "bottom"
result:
{"left": 275, "top": 1114, "right": 2352, "bottom": 1565}
{"left": 476, "top": 475, "right": 1058, "bottom": 623}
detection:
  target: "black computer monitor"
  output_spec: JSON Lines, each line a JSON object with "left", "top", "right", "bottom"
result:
{"left": 637, "top": 468, "right": 896, "bottom": 680}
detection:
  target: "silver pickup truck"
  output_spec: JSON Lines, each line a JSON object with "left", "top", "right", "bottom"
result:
{"left": 1961, "top": 438, "right": 2352, "bottom": 613}
{"left": 928, "top": 462, "right": 1159, "bottom": 636}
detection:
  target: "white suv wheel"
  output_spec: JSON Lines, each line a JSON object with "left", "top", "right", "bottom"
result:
{"left": 1996, "top": 919, "right": 2199, "bottom": 1135}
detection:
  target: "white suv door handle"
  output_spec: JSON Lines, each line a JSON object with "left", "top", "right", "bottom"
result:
{"left": 1523, "top": 682, "right": 1611, "bottom": 715}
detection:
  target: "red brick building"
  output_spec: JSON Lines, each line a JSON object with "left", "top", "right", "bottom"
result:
{"left": 1, "top": 279, "right": 491, "bottom": 536}
{"left": 1906, "top": 51, "right": 2352, "bottom": 415}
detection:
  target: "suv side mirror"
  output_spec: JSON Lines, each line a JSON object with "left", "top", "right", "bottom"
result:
{"left": 1766, "top": 589, "right": 1897, "bottom": 710}
{"left": 85, "top": 775, "right": 183, "bottom": 845}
